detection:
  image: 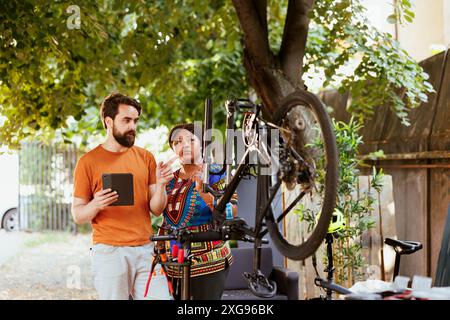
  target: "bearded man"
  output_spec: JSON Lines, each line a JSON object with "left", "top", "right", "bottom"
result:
{"left": 71, "top": 92, "right": 173, "bottom": 300}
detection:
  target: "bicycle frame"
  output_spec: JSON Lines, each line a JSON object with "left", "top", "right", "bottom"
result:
{"left": 202, "top": 98, "right": 278, "bottom": 277}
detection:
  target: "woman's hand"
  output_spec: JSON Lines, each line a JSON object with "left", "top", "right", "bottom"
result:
{"left": 191, "top": 168, "right": 203, "bottom": 193}
{"left": 191, "top": 165, "right": 205, "bottom": 193}
{"left": 191, "top": 165, "right": 215, "bottom": 206}
{"left": 156, "top": 156, "right": 177, "bottom": 186}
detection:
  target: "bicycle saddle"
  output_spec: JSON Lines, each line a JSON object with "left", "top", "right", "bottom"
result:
{"left": 384, "top": 238, "right": 423, "bottom": 255}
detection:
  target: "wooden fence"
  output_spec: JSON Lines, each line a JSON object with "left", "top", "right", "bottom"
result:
{"left": 319, "top": 49, "right": 450, "bottom": 282}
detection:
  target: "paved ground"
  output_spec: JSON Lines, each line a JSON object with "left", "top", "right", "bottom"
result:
{"left": 0, "top": 230, "right": 97, "bottom": 300}
{"left": 0, "top": 230, "right": 24, "bottom": 266}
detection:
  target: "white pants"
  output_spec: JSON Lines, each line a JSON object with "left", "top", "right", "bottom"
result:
{"left": 91, "top": 242, "right": 172, "bottom": 300}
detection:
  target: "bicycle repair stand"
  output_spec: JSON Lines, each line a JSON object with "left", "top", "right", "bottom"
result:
{"left": 158, "top": 242, "right": 193, "bottom": 301}
{"left": 243, "top": 237, "right": 277, "bottom": 298}
{"left": 162, "top": 260, "right": 192, "bottom": 300}
{"left": 144, "top": 243, "right": 193, "bottom": 300}
{"left": 312, "top": 233, "right": 352, "bottom": 300}
{"left": 148, "top": 219, "right": 276, "bottom": 300}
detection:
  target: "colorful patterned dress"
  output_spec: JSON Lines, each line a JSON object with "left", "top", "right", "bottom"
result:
{"left": 160, "top": 164, "right": 236, "bottom": 278}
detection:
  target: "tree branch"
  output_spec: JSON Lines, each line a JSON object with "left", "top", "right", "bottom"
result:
{"left": 279, "top": 0, "right": 315, "bottom": 87}
{"left": 232, "top": 0, "right": 270, "bottom": 66}
{"left": 253, "top": 0, "right": 268, "bottom": 42}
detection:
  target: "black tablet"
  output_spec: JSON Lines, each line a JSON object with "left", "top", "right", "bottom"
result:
{"left": 102, "top": 173, "right": 134, "bottom": 206}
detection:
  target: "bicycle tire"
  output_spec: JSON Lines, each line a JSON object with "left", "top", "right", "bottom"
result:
{"left": 262, "top": 90, "right": 338, "bottom": 261}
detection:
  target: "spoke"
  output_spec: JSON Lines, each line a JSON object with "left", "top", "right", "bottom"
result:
{"left": 254, "top": 178, "right": 281, "bottom": 238}
{"left": 260, "top": 190, "right": 305, "bottom": 237}
{"left": 259, "top": 192, "right": 305, "bottom": 238}
{"left": 258, "top": 188, "right": 282, "bottom": 237}
{"left": 276, "top": 191, "right": 306, "bottom": 224}
{"left": 260, "top": 179, "right": 282, "bottom": 218}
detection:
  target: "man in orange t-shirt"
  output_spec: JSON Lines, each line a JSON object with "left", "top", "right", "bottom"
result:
{"left": 72, "top": 92, "right": 174, "bottom": 300}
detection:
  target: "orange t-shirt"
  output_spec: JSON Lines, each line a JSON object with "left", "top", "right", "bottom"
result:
{"left": 73, "top": 144, "right": 157, "bottom": 246}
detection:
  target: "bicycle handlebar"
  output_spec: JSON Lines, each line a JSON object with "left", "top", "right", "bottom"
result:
{"left": 151, "top": 234, "right": 177, "bottom": 241}
{"left": 151, "top": 228, "right": 269, "bottom": 245}
{"left": 234, "top": 99, "right": 256, "bottom": 110}
{"left": 151, "top": 230, "right": 222, "bottom": 243}
{"left": 181, "top": 230, "right": 222, "bottom": 242}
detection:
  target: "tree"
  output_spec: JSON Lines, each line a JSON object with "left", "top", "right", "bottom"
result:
{"left": 0, "top": 1, "right": 245, "bottom": 148}
{"left": 0, "top": 0, "right": 433, "bottom": 149}
{"left": 232, "top": 0, "right": 433, "bottom": 122}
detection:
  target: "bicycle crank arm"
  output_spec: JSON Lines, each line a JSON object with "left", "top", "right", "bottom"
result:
{"left": 244, "top": 270, "right": 277, "bottom": 298}
{"left": 314, "top": 277, "right": 353, "bottom": 295}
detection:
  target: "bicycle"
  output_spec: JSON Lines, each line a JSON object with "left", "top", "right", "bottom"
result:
{"left": 151, "top": 89, "right": 339, "bottom": 299}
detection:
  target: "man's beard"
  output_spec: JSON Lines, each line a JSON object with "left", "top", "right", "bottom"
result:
{"left": 113, "top": 125, "right": 136, "bottom": 148}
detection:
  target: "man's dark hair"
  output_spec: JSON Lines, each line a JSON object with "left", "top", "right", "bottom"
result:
{"left": 100, "top": 92, "right": 142, "bottom": 129}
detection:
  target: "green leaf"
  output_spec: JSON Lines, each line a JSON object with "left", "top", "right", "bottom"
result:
{"left": 402, "top": 0, "right": 412, "bottom": 8}
{"left": 387, "top": 14, "right": 397, "bottom": 24}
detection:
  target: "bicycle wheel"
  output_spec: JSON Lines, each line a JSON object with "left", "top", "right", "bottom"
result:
{"left": 260, "top": 90, "right": 338, "bottom": 261}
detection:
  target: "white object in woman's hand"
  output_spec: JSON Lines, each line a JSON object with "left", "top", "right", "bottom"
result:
{"left": 156, "top": 156, "right": 177, "bottom": 186}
